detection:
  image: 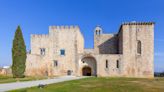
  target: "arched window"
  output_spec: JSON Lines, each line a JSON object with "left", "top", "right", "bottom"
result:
{"left": 54, "top": 60, "right": 58, "bottom": 67}
{"left": 40, "top": 48, "right": 46, "bottom": 55}
{"left": 99, "top": 30, "right": 101, "bottom": 34}
{"left": 95, "top": 26, "right": 102, "bottom": 35}
{"left": 96, "top": 30, "right": 100, "bottom": 35}
{"left": 137, "top": 40, "right": 141, "bottom": 54}
{"left": 106, "top": 60, "right": 108, "bottom": 68}
{"left": 116, "top": 60, "right": 119, "bottom": 68}
{"left": 95, "top": 30, "right": 98, "bottom": 35}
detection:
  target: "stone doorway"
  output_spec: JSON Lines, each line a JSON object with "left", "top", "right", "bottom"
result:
{"left": 82, "top": 66, "right": 91, "bottom": 76}
{"left": 67, "top": 70, "right": 72, "bottom": 75}
{"left": 81, "top": 56, "right": 97, "bottom": 76}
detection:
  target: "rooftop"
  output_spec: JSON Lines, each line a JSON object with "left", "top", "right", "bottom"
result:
{"left": 122, "top": 21, "right": 155, "bottom": 25}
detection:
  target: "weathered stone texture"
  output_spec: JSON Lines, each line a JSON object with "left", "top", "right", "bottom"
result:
{"left": 26, "top": 22, "right": 154, "bottom": 78}
{"left": 94, "top": 34, "right": 118, "bottom": 54}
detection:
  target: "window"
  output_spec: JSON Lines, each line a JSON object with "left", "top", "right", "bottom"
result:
{"left": 40, "top": 48, "right": 45, "bottom": 55}
{"left": 54, "top": 60, "right": 58, "bottom": 67}
{"left": 99, "top": 30, "right": 101, "bottom": 34}
{"left": 96, "top": 30, "right": 101, "bottom": 35}
{"left": 95, "top": 30, "right": 98, "bottom": 35}
{"left": 106, "top": 60, "right": 109, "bottom": 68}
{"left": 60, "top": 49, "right": 65, "bottom": 56}
{"left": 137, "top": 40, "right": 141, "bottom": 54}
{"left": 116, "top": 60, "right": 119, "bottom": 68}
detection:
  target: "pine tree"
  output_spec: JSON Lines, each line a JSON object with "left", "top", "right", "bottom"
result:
{"left": 12, "top": 26, "right": 26, "bottom": 78}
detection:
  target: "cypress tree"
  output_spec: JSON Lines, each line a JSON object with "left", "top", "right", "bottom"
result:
{"left": 12, "top": 26, "right": 26, "bottom": 78}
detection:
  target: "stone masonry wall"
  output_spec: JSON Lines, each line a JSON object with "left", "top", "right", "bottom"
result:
{"left": 94, "top": 34, "right": 118, "bottom": 54}
{"left": 26, "top": 26, "right": 84, "bottom": 76}
{"left": 26, "top": 22, "right": 154, "bottom": 78}
{"left": 121, "top": 23, "right": 154, "bottom": 78}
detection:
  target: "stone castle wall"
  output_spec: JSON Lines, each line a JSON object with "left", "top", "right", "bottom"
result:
{"left": 26, "top": 22, "right": 154, "bottom": 78}
{"left": 26, "top": 26, "right": 84, "bottom": 76}
{"left": 94, "top": 34, "right": 118, "bottom": 54}
{"left": 121, "top": 22, "right": 154, "bottom": 78}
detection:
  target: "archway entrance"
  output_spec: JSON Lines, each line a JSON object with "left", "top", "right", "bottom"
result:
{"left": 82, "top": 67, "right": 91, "bottom": 76}
{"left": 81, "top": 56, "right": 97, "bottom": 76}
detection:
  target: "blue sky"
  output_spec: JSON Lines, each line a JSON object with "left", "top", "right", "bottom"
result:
{"left": 0, "top": 0, "right": 164, "bottom": 72}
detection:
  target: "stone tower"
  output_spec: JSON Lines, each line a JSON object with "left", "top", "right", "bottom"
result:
{"left": 120, "top": 22, "right": 154, "bottom": 77}
{"left": 25, "top": 22, "right": 154, "bottom": 78}
{"left": 94, "top": 25, "right": 118, "bottom": 54}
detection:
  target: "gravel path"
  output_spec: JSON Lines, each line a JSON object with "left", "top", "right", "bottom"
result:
{"left": 0, "top": 76, "right": 85, "bottom": 92}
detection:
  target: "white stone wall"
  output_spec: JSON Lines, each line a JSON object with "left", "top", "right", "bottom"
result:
{"left": 26, "top": 26, "right": 84, "bottom": 76}
{"left": 94, "top": 34, "right": 118, "bottom": 54}
{"left": 26, "top": 22, "right": 154, "bottom": 78}
{"left": 121, "top": 23, "right": 154, "bottom": 78}
{"left": 31, "top": 35, "right": 50, "bottom": 55}
{"left": 96, "top": 54, "right": 123, "bottom": 77}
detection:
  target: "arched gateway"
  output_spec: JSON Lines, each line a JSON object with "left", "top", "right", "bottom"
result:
{"left": 82, "top": 66, "right": 91, "bottom": 76}
{"left": 81, "top": 56, "right": 97, "bottom": 76}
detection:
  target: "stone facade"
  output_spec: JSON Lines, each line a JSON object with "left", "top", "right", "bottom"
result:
{"left": 25, "top": 22, "right": 154, "bottom": 78}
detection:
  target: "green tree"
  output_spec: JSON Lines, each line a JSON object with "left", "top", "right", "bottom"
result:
{"left": 12, "top": 26, "right": 26, "bottom": 78}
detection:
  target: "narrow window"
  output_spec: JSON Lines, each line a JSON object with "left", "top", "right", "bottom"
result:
{"left": 96, "top": 30, "right": 98, "bottom": 35}
{"left": 54, "top": 60, "right": 58, "bottom": 67}
{"left": 106, "top": 60, "right": 108, "bottom": 68}
{"left": 60, "top": 49, "right": 65, "bottom": 56}
{"left": 116, "top": 60, "right": 119, "bottom": 68}
{"left": 96, "top": 30, "right": 100, "bottom": 35}
{"left": 40, "top": 48, "right": 46, "bottom": 55}
{"left": 99, "top": 30, "right": 101, "bottom": 34}
{"left": 137, "top": 40, "right": 141, "bottom": 54}
{"left": 40, "top": 48, "right": 42, "bottom": 55}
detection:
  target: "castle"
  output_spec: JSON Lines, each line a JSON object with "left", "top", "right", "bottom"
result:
{"left": 25, "top": 22, "right": 154, "bottom": 78}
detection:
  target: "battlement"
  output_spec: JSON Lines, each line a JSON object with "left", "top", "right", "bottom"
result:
{"left": 122, "top": 22, "right": 155, "bottom": 25}
{"left": 49, "top": 25, "right": 80, "bottom": 30}
{"left": 118, "top": 21, "right": 155, "bottom": 33}
{"left": 31, "top": 34, "right": 49, "bottom": 38}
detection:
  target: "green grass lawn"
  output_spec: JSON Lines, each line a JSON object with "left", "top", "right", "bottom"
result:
{"left": 9, "top": 77, "right": 164, "bottom": 92}
{"left": 0, "top": 75, "right": 46, "bottom": 84}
